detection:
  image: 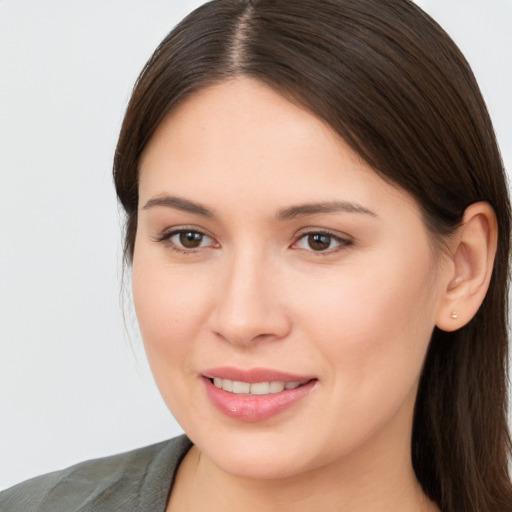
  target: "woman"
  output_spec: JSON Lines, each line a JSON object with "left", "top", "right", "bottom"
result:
{"left": 1, "top": 1, "right": 510, "bottom": 511}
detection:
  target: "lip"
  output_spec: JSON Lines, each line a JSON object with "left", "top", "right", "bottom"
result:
{"left": 201, "top": 367, "right": 317, "bottom": 422}
{"left": 202, "top": 367, "right": 315, "bottom": 383}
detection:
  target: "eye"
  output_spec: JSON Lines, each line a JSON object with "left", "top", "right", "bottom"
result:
{"left": 157, "top": 229, "right": 218, "bottom": 252}
{"left": 293, "top": 231, "right": 350, "bottom": 252}
{"left": 174, "top": 230, "right": 209, "bottom": 249}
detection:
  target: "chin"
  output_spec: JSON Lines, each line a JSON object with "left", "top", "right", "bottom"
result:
{"left": 185, "top": 425, "right": 329, "bottom": 481}
{"left": 206, "top": 446, "right": 307, "bottom": 480}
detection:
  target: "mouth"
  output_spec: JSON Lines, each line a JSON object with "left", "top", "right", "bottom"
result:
{"left": 209, "top": 377, "right": 310, "bottom": 395}
{"left": 201, "top": 368, "right": 317, "bottom": 422}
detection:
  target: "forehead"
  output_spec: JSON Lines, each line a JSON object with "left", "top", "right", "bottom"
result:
{"left": 138, "top": 78, "right": 420, "bottom": 222}
{"left": 140, "top": 78, "right": 350, "bottom": 177}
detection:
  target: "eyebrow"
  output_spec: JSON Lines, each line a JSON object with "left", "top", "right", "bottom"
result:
{"left": 277, "top": 201, "right": 377, "bottom": 220}
{"left": 142, "top": 195, "right": 214, "bottom": 217}
{"left": 142, "top": 195, "right": 377, "bottom": 220}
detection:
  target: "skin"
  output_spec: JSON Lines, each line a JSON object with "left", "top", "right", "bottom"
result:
{"left": 132, "top": 78, "right": 459, "bottom": 511}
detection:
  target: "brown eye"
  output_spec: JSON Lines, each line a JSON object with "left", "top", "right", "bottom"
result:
{"left": 178, "top": 231, "right": 205, "bottom": 248}
{"left": 293, "top": 231, "right": 350, "bottom": 253}
{"left": 157, "top": 228, "right": 218, "bottom": 253}
{"left": 307, "top": 233, "right": 332, "bottom": 251}
{"left": 158, "top": 229, "right": 215, "bottom": 251}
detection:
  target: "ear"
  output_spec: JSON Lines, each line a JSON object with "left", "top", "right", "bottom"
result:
{"left": 436, "top": 202, "right": 498, "bottom": 332}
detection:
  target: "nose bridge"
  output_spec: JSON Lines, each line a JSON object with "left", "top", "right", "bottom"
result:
{"left": 209, "top": 244, "right": 289, "bottom": 345}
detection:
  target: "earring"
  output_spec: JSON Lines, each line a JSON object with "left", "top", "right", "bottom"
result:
{"left": 450, "top": 312, "right": 458, "bottom": 319}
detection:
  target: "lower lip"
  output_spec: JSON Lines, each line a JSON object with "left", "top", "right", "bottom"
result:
{"left": 202, "top": 378, "right": 316, "bottom": 422}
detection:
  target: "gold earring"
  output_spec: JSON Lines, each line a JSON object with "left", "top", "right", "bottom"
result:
{"left": 450, "top": 312, "right": 458, "bottom": 319}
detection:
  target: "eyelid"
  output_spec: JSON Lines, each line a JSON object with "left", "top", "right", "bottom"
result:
{"left": 153, "top": 225, "right": 352, "bottom": 255}
{"left": 291, "top": 228, "right": 353, "bottom": 254}
{"left": 153, "top": 226, "right": 220, "bottom": 253}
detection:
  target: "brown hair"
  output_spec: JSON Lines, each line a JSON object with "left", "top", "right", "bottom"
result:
{"left": 113, "top": 1, "right": 512, "bottom": 510}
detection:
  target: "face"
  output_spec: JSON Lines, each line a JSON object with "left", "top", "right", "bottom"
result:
{"left": 133, "top": 79, "right": 451, "bottom": 480}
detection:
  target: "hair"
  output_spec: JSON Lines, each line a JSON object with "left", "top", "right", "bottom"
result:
{"left": 113, "top": 1, "right": 512, "bottom": 510}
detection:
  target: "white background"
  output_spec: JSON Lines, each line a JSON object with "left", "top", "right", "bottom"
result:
{"left": 1, "top": 0, "right": 511, "bottom": 491}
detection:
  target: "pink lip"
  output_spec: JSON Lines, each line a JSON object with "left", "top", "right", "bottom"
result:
{"left": 202, "top": 366, "right": 314, "bottom": 383}
{"left": 201, "top": 367, "right": 317, "bottom": 422}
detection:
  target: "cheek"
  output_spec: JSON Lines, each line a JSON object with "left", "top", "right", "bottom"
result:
{"left": 325, "top": 270, "right": 436, "bottom": 350}
{"left": 287, "top": 253, "right": 440, "bottom": 456}
{"left": 131, "top": 248, "right": 211, "bottom": 382}
{"left": 131, "top": 256, "right": 215, "bottom": 431}
{"left": 132, "top": 242, "right": 209, "bottom": 336}
{"left": 298, "top": 247, "right": 439, "bottom": 402}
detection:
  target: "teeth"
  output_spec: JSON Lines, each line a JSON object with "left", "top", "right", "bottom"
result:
{"left": 232, "top": 381, "right": 250, "bottom": 394}
{"left": 250, "top": 382, "right": 270, "bottom": 395}
{"left": 212, "top": 378, "right": 303, "bottom": 395}
{"left": 222, "top": 378, "right": 233, "bottom": 392}
{"left": 269, "top": 381, "right": 285, "bottom": 393}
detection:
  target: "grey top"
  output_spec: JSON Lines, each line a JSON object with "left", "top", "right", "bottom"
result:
{"left": 0, "top": 434, "right": 192, "bottom": 512}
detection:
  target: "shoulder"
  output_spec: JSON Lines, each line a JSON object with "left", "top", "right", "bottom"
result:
{"left": 0, "top": 435, "right": 192, "bottom": 512}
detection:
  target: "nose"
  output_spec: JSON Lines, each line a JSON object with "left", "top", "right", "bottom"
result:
{"left": 207, "top": 250, "right": 292, "bottom": 346}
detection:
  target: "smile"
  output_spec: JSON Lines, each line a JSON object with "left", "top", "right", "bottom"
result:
{"left": 212, "top": 378, "right": 302, "bottom": 395}
{"left": 202, "top": 368, "right": 317, "bottom": 422}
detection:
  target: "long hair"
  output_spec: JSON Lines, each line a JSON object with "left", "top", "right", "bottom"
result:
{"left": 113, "top": 1, "right": 512, "bottom": 510}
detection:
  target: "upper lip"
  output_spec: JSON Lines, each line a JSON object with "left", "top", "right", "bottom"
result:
{"left": 202, "top": 367, "right": 315, "bottom": 383}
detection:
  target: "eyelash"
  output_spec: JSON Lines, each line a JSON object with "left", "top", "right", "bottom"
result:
{"left": 155, "top": 228, "right": 352, "bottom": 255}
{"left": 292, "top": 230, "right": 352, "bottom": 254}
{"left": 154, "top": 227, "right": 218, "bottom": 254}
